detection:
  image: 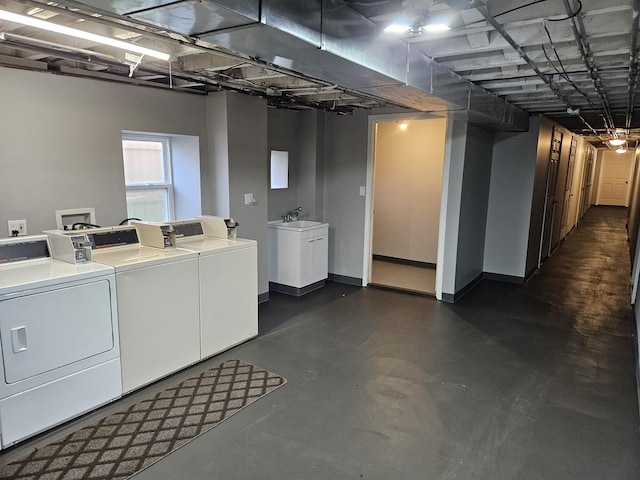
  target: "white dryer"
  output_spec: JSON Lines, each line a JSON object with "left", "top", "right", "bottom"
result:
{"left": 169, "top": 218, "right": 258, "bottom": 359}
{"left": 0, "top": 235, "right": 121, "bottom": 449}
{"left": 81, "top": 226, "right": 200, "bottom": 394}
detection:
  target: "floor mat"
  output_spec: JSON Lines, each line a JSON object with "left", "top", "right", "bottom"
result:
{"left": 0, "top": 359, "right": 286, "bottom": 480}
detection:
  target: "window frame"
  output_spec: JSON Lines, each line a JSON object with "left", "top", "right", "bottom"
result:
{"left": 122, "top": 133, "right": 175, "bottom": 222}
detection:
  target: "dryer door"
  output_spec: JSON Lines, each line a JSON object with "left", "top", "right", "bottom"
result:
{"left": 0, "top": 279, "right": 115, "bottom": 384}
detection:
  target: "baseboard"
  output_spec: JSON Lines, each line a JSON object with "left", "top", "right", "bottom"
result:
{"left": 441, "top": 273, "right": 483, "bottom": 303}
{"left": 482, "top": 272, "right": 526, "bottom": 285}
{"left": 258, "top": 292, "right": 270, "bottom": 304}
{"left": 269, "top": 280, "right": 326, "bottom": 297}
{"left": 372, "top": 255, "right": 436, "bottom": 269}
{"left": 328, "top": 273, "right": 362, "bottom": 286}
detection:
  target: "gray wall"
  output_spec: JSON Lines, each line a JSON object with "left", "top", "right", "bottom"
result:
{"left": 205, "top": 93, "right": 230, "bottom": 217}
{"left": 439, "top": 119, "right": 469, "bottom": 296}
{"left": 0, "top": 67, "right": 208, "bottom": 234}
{"left": 483, "top": 116, "right": 541, "bottom": 278}
{"left": 267, "top": 109, "right": 299, "bottom": 220}
{"left": 207, "top": 92, "right": 269, "bottom": 295}
{"left": 455, "top": 124, "right": 494, "bottom": 291}
{"left": 323, "top": 110, "right": 370, "bottom": 280}
{"left": 297, "top": 110, "right": 325, "bottom": 222}
{"left": 267, "top": 109, "right": 325, "bottom": 222}
{"left": 438, "top": 120, "right": 494, "bottom": 297}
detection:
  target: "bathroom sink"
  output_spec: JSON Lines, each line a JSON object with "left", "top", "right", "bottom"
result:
{"left": 268, "top": 220, "right": 327, "bottom": 231}
{"left": 283, "top": 220, "right": 322, "bottom": 228}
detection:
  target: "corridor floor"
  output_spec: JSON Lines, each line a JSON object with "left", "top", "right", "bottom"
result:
{"left": 2, "top": 207, "right": 639, "bottom": 479}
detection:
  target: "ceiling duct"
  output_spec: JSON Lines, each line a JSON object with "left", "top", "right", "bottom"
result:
{"left": 71, "top": 0, "right": 528, "bottom": 131}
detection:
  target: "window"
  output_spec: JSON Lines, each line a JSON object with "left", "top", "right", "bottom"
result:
{"left": 122, "top": 135, "right": 174, "bottom": 222}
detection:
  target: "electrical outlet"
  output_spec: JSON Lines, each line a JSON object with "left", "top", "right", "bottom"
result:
{"left": 8, "top": 219, "right": 27, "bottom": 237}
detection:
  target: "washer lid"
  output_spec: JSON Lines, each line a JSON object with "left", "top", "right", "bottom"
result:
{"left": 177, "top": 237, "right": 256, "bottom": 254}
{"left": 92, "top": 245, "right": 197, "bottom": 270}
{"left": 0, "top": 259, "right": 114, "bottom": 295}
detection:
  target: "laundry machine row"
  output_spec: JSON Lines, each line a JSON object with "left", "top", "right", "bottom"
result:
{"left": 48, "top": 225, "right": 201, "bottom": 395}
{"left": 0, "top": 217, "right": 258, "bottom": 449}
{"left": 48, "top": 217, "right": 258, "bottom": 394}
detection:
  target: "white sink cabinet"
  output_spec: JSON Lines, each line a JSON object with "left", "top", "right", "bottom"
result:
{"left": 268, "top": 221, "right": 329, "bottom": 295}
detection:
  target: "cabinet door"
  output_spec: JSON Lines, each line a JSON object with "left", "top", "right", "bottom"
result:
{"left": 312, "top": 235, "right": 328, "bottom": 282}
{"left": 301, "top": 237, "right": 316, "bottom": 286}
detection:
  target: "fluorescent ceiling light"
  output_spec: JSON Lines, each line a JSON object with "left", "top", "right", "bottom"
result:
{"left": 0, "top": 9, "right": 170, "bottom": 61}
{"left": 384, "top": 23, "right": 411, "bottom": 33}
{"left": 423, "top": 23, "right": 451, "bottom": 32}
{"left": 616, "top": 148, "right": 628, "bottom": 153}
{"left": 609, "top": 138, "right": 626, "bottom": 146}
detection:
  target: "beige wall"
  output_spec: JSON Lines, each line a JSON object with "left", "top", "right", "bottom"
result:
{"left": 372, "top": 118, "right": 447, "bottom": 264}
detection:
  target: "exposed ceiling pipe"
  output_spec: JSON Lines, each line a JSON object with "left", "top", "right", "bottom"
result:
{"left": 21, "top": 0, "right": 347, "bottom": 91}
{"left": 469, "top": 0, "right": 598, "bottom": 138}
{"left": 469, "top": 1, "right": 568, "bottom": 105}
{"left": 626, "top": 0, "right": 640, "bottom": 129}
{"left": 562, "top": 0, "right": 615, "bottom": 133}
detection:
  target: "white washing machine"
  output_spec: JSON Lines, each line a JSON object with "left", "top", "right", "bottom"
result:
{"left": 169, "top": 218, "right": 258, "bottom": 359}
{"left": 0, "top": 235, "right": 121, "bottom": 449}
{"left": 79, "top": 226, "right": 200, "bottom": 394}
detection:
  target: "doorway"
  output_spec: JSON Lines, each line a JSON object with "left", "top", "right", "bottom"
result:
{"left": 596, "top": 149, "right": 634, "bottom": 206}
{"left": 364, "top": 116, "right": 447, "bottom": 296}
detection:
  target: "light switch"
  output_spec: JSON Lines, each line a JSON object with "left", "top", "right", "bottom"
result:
{"left": 244, "top": 193, "right": 255, "bottom": 205}
{"left": 359, "top": 186, "right": 366, "bottom": 196}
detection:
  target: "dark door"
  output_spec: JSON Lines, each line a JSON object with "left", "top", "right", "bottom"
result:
{"left": 539, "top": 127, "right": 563, "bottom": 264}
{"left": 560, "top": 137, "right": 578, "bottom": 238}
{"left": 579, "top": 146, "right": 595, "bottom": 220}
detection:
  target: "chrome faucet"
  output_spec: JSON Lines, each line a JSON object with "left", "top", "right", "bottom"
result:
{"left": 283, "top": 206, "right": 302, "bottom": 222}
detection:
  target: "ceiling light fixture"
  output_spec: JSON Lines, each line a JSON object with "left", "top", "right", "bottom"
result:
{"left": 616, "top": 147, "right": 628, "bottom": 153}
{"left": 0, "top": 9, "right": 170, "bottom": 61}
{"left": 384, "top": 23, "right": 411, "bottom": 33}
{"left": 423, "top": 23, "right": 451, "bottom": 32}
{"left": 399, "top": 122, "right": 408, "bottom": 130}
{"left": 609, "top": 138, "right": 626, "bottom": 146}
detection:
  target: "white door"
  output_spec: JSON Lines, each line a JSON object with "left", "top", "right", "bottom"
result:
{"left": 598, "top": 153, "right": 633, "bottom": 206}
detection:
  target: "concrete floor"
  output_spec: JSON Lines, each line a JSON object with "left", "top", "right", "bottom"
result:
{"left": 2, "top": 206, "right": 639, "bottom": 479}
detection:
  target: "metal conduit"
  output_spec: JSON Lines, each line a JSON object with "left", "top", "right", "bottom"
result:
{"left": 562, "top": 0, "right": 615, "bottom": 132}
{"left": 564, "top": 2, "right": 614, "bottom": 131}
{"left": 470, "top": 0, "right": 599, "bottom": 136}
{"left": 470, "top": 1, "right": 568, "bottom": 105}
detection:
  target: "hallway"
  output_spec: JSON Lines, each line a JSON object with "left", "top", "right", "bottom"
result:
{"left": 1, "top": 208, "right": 639, "bottom": 479}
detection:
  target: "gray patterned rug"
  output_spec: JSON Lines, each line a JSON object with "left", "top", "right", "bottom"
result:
{"left": 0, "top": 359, "right": 286, "bottom": 480}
